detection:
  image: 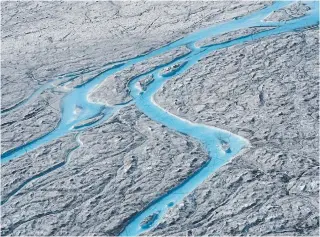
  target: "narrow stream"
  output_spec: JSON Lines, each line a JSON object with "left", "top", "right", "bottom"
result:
{"left": 1, "top": 0, "right": 318, "bottom": 236}
{"left": 120, "top": 2, "right": 319, "bottom": 235}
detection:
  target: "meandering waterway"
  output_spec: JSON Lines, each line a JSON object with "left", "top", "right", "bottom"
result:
{"left": 1, "top": 1, "right": 319, "bottom": 236}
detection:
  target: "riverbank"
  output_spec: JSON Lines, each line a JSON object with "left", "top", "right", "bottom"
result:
{"left": 152, "top": 28, "right": 319, "bottom": 236}
{"left": 1, "top": 1, "right": 318, "bottom": 236}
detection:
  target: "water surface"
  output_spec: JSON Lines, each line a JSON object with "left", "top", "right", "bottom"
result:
{"left": 1, "top": 0, "right": 318, "bottom": 235}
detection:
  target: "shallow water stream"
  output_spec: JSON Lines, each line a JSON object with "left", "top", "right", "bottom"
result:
{"left": 1, "top": 1, "right": 319, "bottom": 236}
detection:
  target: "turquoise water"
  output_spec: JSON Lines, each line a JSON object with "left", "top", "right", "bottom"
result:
{"left": 1, "top": 0, "right": 319, "bottom": 235}
{"left": 120, "top": 1, "right": 319, "bottom": 235}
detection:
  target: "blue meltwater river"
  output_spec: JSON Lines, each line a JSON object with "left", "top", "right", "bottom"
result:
{"left": 1, "top": 1, "right": 319, "bottom": 236}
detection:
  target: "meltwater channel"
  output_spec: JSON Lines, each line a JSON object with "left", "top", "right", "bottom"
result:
{"left": 1, "top": 1, "right": 319, "bottom": 236}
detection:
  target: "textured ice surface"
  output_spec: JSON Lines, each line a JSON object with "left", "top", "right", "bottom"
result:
{"left": 1, "top": 1, "right": 319, "bottom": 236}
{"left": 153, "top": 29, "right": 319, "bottom": 236}
{"left": 265, "top": 2, "right": 311, "bottom": 22}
